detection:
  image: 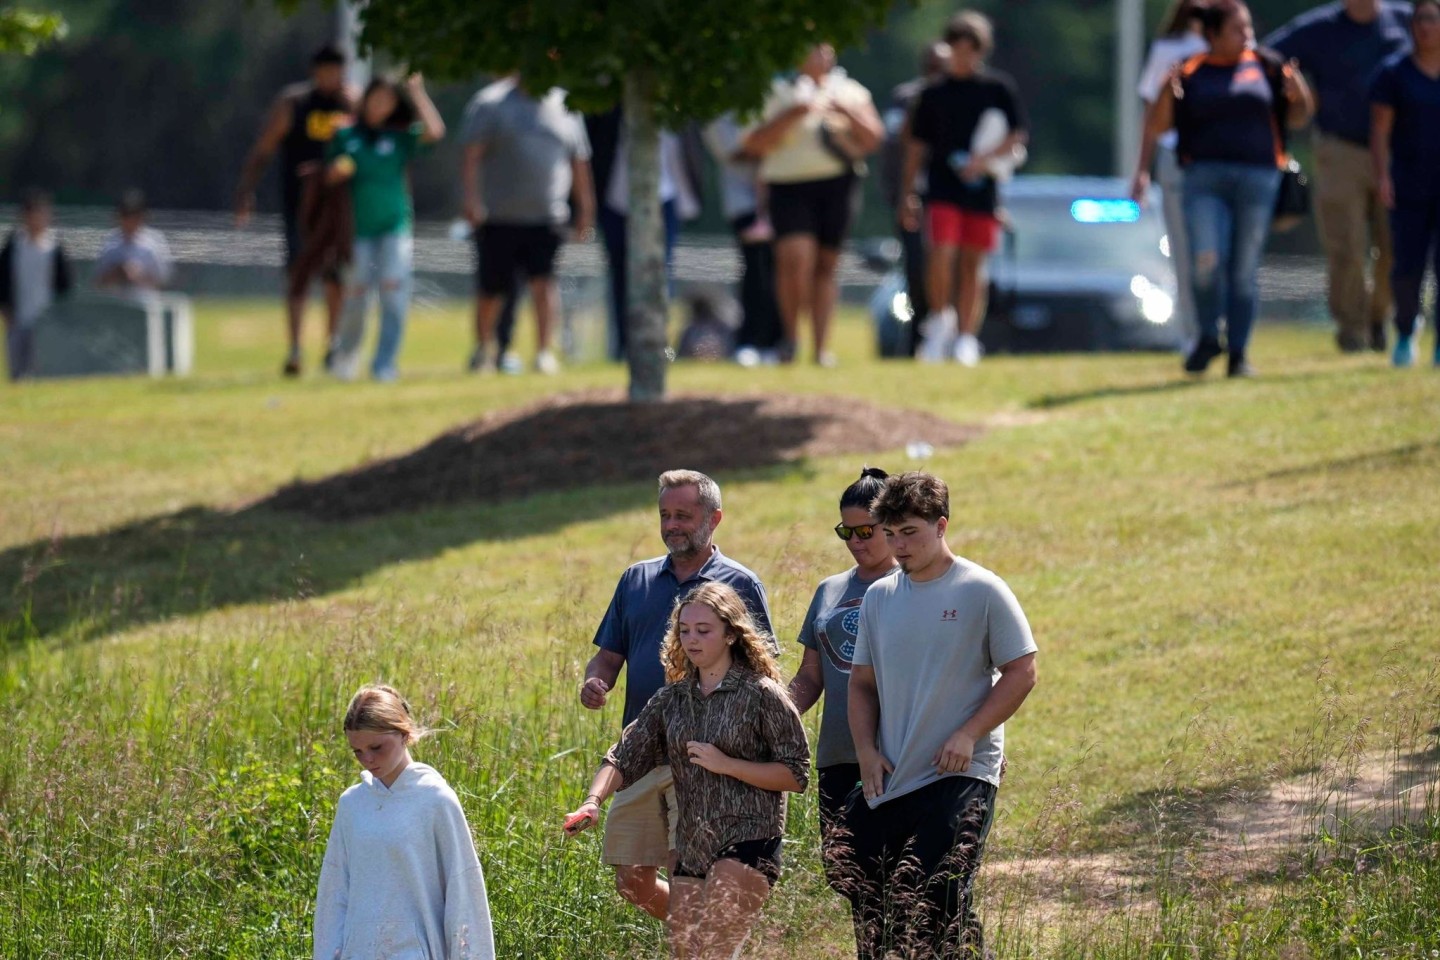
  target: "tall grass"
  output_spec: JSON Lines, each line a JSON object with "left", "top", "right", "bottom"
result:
{"left": 3, "top": 305, "right": 1439, "bottom": 957}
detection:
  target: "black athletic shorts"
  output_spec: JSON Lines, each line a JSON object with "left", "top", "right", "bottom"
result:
{"left": 767, "top": 173, "right": 857, "bottom": 250}
{"left": 673, "top": 836, "right": 783, "bottom": 886}
{"left": 476, "top": 223, "right": 564, "bottom": 297}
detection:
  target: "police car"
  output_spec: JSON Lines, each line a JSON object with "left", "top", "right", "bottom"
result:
{"left": 872, "top": 176, "right": 1186, "bottom": 356}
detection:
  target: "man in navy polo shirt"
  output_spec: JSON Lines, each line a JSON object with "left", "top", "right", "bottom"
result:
{"left": 579, "top": 469, "right": 773, "bottom": 923}
{"left": 1267, "top": 0, "right": 1413, "bottom": 353}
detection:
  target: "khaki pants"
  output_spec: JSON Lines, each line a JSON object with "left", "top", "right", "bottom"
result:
{"left": 1314, "top": 133, "right": 1393, "bottom": 342}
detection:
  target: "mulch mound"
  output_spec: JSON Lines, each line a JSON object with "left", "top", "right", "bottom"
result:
{"left": 265, "top": 389, "right": 981, "bottom": 521}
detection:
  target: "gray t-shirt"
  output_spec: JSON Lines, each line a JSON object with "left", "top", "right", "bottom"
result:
{"left": 798, "top": 566, "right": 897, "bottom": 768}
{"left": 852, "top": 556, "right": 1037, "bottom": 806}
{"left": 462, "top": 77, "right": 591, "bottom": 226}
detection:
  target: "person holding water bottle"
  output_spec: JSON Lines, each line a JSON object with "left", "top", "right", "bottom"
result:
{"left": 902, "top": 11, "right": 1029, "bottom": 367}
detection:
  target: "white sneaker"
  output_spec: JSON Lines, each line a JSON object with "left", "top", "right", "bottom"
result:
{"left": 535, "top": 350, "right": 561, "bottom": 375}
{"left": 918, "top": 308, "right": 958, "bottom": 363}
{"left": 499, "top": 351, "right": 524, "bottom": 375}
{"left": 330, "top": 350, "right": 362, "bottom": 382}
{"left": 953, "top": 332, "right": 982, "bottom": 367}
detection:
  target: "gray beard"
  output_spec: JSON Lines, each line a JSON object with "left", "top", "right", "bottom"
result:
{"left": 666, "top": 528, "right": 714, "bottom": 561}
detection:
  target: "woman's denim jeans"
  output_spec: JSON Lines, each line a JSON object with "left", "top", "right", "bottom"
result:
{"left": 1182, "top": 162, "right": 1281, "bottom": 357}
{"left": 334, "top": 231, "right": 414, "bottom": 378}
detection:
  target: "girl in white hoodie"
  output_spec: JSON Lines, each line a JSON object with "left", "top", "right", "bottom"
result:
{"left": 313, "top": 685, "right": 495, "bottom": 960}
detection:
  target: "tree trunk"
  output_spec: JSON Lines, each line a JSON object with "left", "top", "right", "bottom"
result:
{"left": 622, "top": 69, "right": 668, "bottom": 403}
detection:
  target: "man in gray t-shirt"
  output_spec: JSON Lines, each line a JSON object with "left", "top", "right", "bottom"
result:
{"left": 461, "top": 75, "right": 595, "bottom": 375}
{"left": 846, "top": 471, "right": 1038, "bottom": 960}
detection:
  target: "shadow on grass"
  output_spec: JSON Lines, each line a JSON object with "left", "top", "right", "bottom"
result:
{"left": 1028, "top": 365, "right": 1393, "bottom": 411}
{"left": 1, "top": 392, "right": 978, "bottom": 645}
{"left": 1227, "top": 440, "right": 1440, "bottom": 486}
{"left": 1028, "top": 378, "right": 1207, "bottom": 410}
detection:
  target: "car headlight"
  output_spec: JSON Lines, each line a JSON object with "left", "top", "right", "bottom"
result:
{"left": 1127, "top": 275, "right": 1174, "bottom": 324}
{"left": 1140, "top": 288, "right": 1174, "bottom": 324}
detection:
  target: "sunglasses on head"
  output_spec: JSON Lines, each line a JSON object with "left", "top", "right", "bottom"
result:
{"left": 834, "top": 522, "right": 877, "bottom": 542}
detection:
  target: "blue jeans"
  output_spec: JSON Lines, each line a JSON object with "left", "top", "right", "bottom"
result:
{"left": 335, "top": 231, "right": 414, "bottom": 378}
{"left": 1182, "top": 162, "right": 1282, "bottom": 357}
{"left": 6, "top": 324, "right": 36, "bottom": 380}
{"left": 1388, "top": 189, "right": 1440, "bottom": 340}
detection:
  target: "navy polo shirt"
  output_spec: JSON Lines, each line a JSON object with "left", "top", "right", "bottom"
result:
{"left": 593, "top": 546, "right": 774, "bottom": 727}
{"left": 1371, "top": 53, "right": 1440, "bottom": 200}
{"left": 1266, "top": 1, "right": 1412, "bottom": 144}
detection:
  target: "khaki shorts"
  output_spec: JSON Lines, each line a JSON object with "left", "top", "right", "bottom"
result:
{"left": 602, "top": 765, "right": 679, "bottom": 867}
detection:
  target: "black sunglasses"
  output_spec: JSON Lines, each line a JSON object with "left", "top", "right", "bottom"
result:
{"left": 834, "top": 522, "right": 877, "bottom": 542}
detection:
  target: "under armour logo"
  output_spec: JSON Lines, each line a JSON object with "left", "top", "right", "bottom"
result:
{"left": 941, "top": 610, "right": 958, "bottom": 621}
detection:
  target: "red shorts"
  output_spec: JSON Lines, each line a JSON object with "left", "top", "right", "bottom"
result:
{"left": 926, "top": 202, "right": 1000, "bottom": 252}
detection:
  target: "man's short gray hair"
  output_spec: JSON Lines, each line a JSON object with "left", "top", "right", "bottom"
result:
{"left": 658, "top": 469, "right": 722, "bottom": 513}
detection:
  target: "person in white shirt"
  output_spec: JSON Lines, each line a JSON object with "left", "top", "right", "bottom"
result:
{"left": 314, "top": 685, "right": 495, "bottom": 960}
{"left": 0, "top": 189, "right": 72, "bottom": 379}
{"left": 744, "top": 44, "right": 884, "bottom": 367}
{"left": 1130, "top": 0, "right": 1210, "bottom": 344}
{"left": 95, "top": 190, "right": 173, "bottom": 292}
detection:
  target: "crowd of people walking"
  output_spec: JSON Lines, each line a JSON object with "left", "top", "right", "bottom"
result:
{"left": 317, "top": 466, "right": 1038, "bottom": 960}
{"left": 9, "top": 2, "right": 1440, "bottom": 382}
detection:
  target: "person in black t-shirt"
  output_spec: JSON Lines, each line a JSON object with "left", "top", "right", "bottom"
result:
{"left": 235, "top": 45, "right": 358, "bottom": 377}
{"left": 902, "top": 12, "right": 1028, "bottom": 367}
{"left": 882, "top": 42, "right": 950, "bottom": 356}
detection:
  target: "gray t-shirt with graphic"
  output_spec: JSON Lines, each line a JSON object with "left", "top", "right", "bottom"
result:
{"left": 852, "top": 556, "right": 1037, "bottom": 806}
{"left": 461, "top": 77, "right": 591, "bottom": 226}
{"left": 798, "top": 566, "right": 898, "bottom": 768}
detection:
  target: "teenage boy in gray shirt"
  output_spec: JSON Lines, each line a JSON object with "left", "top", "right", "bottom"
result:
{"left": 846, "top": 471, "right": 1038, "bottom": 960}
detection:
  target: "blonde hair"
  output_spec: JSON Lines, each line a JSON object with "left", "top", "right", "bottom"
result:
{"left": 343, "top": 684, "right": 426, "bottom": 745}
{"left": 660, "top": 582, "right": 782, "bottom": 685}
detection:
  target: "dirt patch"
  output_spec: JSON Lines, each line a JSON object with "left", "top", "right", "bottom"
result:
{"left": 987, "top": 750, "right": 1439, "bottom": 918}
{"left": 265, "top": 390, "right": 982, "bottom": 521}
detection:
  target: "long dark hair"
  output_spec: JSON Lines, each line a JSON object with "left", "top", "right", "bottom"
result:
{"left": 840, "top": 466, "right": 890, "bottom": 512}
{"left": 359, "top": 76, "right": 416, "bottom": 132}
{"left": 1157, "top": 0, "right": 1207, "bottom": 37}
{"left": 1192, "top": 0, "right": 1247, "bottom": 39}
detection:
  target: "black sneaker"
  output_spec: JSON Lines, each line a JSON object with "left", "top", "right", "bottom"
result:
{"left": 282, "top": 352, "right": 302, "bottom": 378}
{"left": 1227, "top": 353, "right": 1256, "bottom": 378}
{"left": 1184, "top": 337, "right": 1224, "bottom": 374}
{"left": 322, "top": 345, "right": 337, "bottom": 372}
{"left": 1336, "top": 331, "right": 1367, "bottom": 353}
{"left": 1369, "top": 322, "right": 1388, "bottom": 353}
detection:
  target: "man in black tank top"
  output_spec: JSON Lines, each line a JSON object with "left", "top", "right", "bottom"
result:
{"left": 235, "top": 45, "right": 357, "bottom": 377}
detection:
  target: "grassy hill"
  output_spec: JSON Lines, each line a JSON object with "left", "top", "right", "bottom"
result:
{"left": 2, "top": 300, "right": 1436, "bottom": 958}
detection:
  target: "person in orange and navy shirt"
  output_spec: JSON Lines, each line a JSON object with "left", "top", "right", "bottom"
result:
{"left": 1135, "top": 0, "right": 1315, "bottom": 378}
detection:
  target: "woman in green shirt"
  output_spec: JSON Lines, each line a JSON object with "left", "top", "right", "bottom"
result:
{"left": 327, "top": 74, "right": 445, "bottom": 381}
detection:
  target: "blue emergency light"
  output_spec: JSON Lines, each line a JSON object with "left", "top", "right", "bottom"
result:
{"left": 1070, "top": 199, "right": 1141, "bottom": 224}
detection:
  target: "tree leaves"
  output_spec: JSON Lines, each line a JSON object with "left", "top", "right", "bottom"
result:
{"left": 349, "top": 0, "right": 903, "bottom": 122}
{"left": 0, "top": 7, "right": 67, "bottom": 56}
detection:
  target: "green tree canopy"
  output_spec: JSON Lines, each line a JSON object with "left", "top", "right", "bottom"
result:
{"left": 0, "top": 7, "right": 66, "bottom": 55}
{"left": 352, "top": 0, "right": 897, "bottom": 121}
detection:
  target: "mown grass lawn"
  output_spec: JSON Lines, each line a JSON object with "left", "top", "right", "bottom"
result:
{"left": 1, "top": 298, "right": 1437, "bottom": 958}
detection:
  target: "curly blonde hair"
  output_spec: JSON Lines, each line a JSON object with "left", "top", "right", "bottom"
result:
{"left": 660, "top": 582, "right": 782, "bottom": 685}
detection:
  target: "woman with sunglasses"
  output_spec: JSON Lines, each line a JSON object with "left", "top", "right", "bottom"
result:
{"left": 786, "top": 467, "right": 897, "bottom": 891}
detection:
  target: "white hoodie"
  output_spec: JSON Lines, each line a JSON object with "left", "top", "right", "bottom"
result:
{"left": 313, "top": 762, "right": 495, "bottom": 960}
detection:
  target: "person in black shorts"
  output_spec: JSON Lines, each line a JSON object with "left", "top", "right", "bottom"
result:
{"left": 745, "top": 45, "right": 883, "bottom": 366}
{"left": 235, "top": 45, "right": 357, "bottom": 377}
{"left": 461, "top": 75, "right": 594, "bottom": 375}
